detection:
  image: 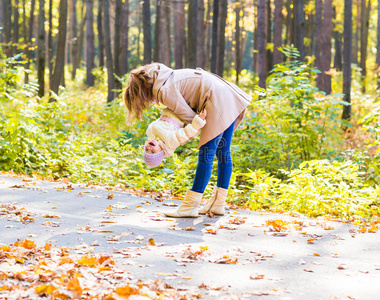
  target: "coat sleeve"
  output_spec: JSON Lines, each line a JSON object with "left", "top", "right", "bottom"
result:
{"left": 164, "top": 115, "right": 206, "bottom": 149}
{"left": 158, "top": 88, "right": 196, "bottom": 124}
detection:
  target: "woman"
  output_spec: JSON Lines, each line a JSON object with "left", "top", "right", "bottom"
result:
{"left": 124, "top": 63, "right": 252, "bottom": 218}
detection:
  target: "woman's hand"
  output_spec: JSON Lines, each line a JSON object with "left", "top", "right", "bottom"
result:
{"left": 199, "top": 109, "right": 207, "bottom": 120}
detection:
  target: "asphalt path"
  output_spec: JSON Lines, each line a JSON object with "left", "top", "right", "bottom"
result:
{"left": 1, "top": 174, "right": 380, "bottom": 300}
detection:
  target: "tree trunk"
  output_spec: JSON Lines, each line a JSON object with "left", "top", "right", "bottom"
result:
{"left": 69, "top": 0, "right": 78, "bottom": 79}
{"left": 85, "top": 0, "right": 95, "bottom": 86}
{"left": 50, "top": 0, "right": 68, "bottom": 99}
{"left": 0, "top": 1, "right": 3, "bottom": 44}
{"left": 360, "top": 0, "right": 370, "bottom": 93}
{"left": 120, "top": 0, "right": 129, "bottom": 75}
{"left": 210, "top": 0, "right": 219, "bottom": 73}
{"left": 174, "top": 0, "right": 185, "bottom": 68}
{"left": 286, "top": 0, "right": 292, "bottom": 45}
{"left": 257, "top": 0, "right": 267, "bottom": 88}
{"left": 187, "top": 0, "right": 198, "bottom": 67}
{"left": 204, "top": 0, "right": 212, "bottom": 69}
{"left": 321, "top": 0, "right": 332, "bottom": 94}
{"left": 2, "top": 0, "right": 12, "bottom": 56}
{"left": 235, "top": 2, "right": 241, "bottom": 84}
{"left": 293, "top": 0, "right": 305, "bottom": 60}
{"left": 333, "top": 6, "right": 343, "bottom": 71}
{"left": 114, "top": 0, "right": 122, "bottom": 92}
{"left": 143, "top": 0, "right": 151, "bottom": 64}
{"left": 97, "top": 0, "right": 104, "bottom": 67}
{"left": 353, "top": 0, "right": 360, "bottom": 64}
{"left": 103, "top": 0, "right": 115, "bottom": 102}
{"left": 216, "top": 0, "right": 227, "bottom": 76}
{"left": 273, "top": 0, "right": 283, "bottom": 65}
{"left": 75, "top": 2, "right": 85, "bottom": 72}
{"left": 24, "top": 0, "right": 36, "bottom": 84}
{"left": 136, "top": 1, "right": 141, "bottom": 64}
{"left": 37, "top": 0, "right": 46, "bottom": 98}
{"left": 315, "top": 0, "right": 322, "bottom": 89}
{"left": 197, "top": 0, "right": 205, "bottom": 68}
{"left": 377, "top": 0, "right": 380, "bottom": 89}
{"left": 266, "top": 0, "right": 273, "bottom": 72}
{"left": 154, "top": 0, "right": 170, "bottom": 66}
{"left": 48, "top": 0, "right": 53, "bottom": 83}
{"left": 253, "top": 0, "right": 258, "bottom": 73}
{"left": 342, "top": 0, "right": 352, "bottom": 122}
{"left": 13, "top": 0, "right": 20, "bottom": 54}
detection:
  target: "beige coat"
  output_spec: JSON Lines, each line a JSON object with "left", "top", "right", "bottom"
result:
{"left": 146, "top": 108, "right": 206, "bottom": 157}
{"left": 147, "top": 63, "right": 252, "bottom": 148}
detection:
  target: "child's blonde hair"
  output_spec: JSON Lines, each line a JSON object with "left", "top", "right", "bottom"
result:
{"left": 124, "top": 64, "right": 158, "bottom": 123}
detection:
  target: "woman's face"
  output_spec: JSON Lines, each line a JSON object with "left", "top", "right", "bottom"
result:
{"left": 144, "top": 139, "right": 163, "bottom": 154}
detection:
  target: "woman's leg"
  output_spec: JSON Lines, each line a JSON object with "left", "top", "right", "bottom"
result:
{"left": 216, "top": 121, "right": 235, "bottom": 189}
{"left": 191, "top": 133, "right": 222, "bottom": 193}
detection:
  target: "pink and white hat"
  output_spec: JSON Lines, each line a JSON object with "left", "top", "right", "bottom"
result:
{"left": 143, "top": 150, "right": 164, "bottom": 167}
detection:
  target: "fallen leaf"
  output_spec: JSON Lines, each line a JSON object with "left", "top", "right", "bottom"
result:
{"left": 250, "top": 274, "right": 264, "bottom": 280}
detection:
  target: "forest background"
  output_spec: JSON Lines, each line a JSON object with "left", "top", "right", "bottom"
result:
{"left": 1, "top": 0, "right": 380, "bottom": 222}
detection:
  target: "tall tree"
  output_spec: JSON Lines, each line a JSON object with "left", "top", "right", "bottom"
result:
{"left": 69, "top": 0, "right": 78, "bottom": 79}
{"left": 353, "top": 0, "right": 360, "bottom": 64}
{"left": 216, "top": 0, "right": 227, "bottom": 76}
{"left": 97, "top": 0, "right": 105, "bottom": 67}
{"left": 75, "top": 2, "right": 85, "bottom": 74}
{"left": 257, "top": 0, "right": 267, "bottom": 88}
{"left": 315, "top": 0, "right": 323, "bottom": 89}
{"left": 333, "top": 7, "right": 343, "bottom": 71}
{"left": 210, "top": 0, "right": 219, "bottom": 73}
{"left": 120, "top": 0, "right": 129, "bottom": 75}
{"left": 114, "top": 0, "right": 122, "bottom": 92}
{"left": 0, "top": 1, "right": 3, "bottom": 44}
{"left": 253, "top": 0, "right": 258, "bottom": 73}
{"left": 377, "top": 0, "right": 380, "bottom": 89}
{"left": 24, "top": 0, "right": 36, "bottom": 84}
{"left": 266, "top": 0, "right": 273, "bottom": 72}
{"left": 102, "top": 0, "right": 116, "bottom": 102}
{"left": 321, "top": 0, "right": 333, "bottom": 94}
{"left": 235, "top": 2, "right": 242, "bottom": 84}
{"left": 37, "top": 0, "right": 46, "bottom": 98}
{"left": 360, "top": 0, "right": 371, "bottom": 93}
{"left": 153, "top": 0, "right": 170, "bottom": 65}
{"left": 273, "top": 0, "right": 283, "bottom": 65}
{"left": 142, "top": 0, "right": 151, "bottom": 64}
{"left": 197, "top": 0, "right": 206, "bottom": 68}
{"left": 2, "top": 0, "right": 12, "bottom": 56}
{"left": 85, "top": 0, "right": 95, "bottom": 86}
{"left": 50, "top": 0, "right": 68, "bottom": 98}
{"left": 174, "top": 0, "right": 185, "bottom": 68}
{"left": 293, "top": 0, "right": 305, "bottom": 60}
{"left": 13, "top": 0, "right": 20, "bottom": 54}
{"left": 187, "top": 0, "right": 198, "bottom": 67}
{"left": 204, "top": 0, "right": 212, "bottom": 69}
{"left": 342, "top": 0, "right": 352, "bottom": 122}
{"left": 48, "top": 0, "right": 53, "bottom": 83}
{"left": 285, "top": 0, "right": 293, "bottom": 46}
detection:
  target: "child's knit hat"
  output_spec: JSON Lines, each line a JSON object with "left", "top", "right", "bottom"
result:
{"left": 143, "top": 150, "right": 164, "bottom": 167}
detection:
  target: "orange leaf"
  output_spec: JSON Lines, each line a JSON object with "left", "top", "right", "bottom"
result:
{"left": 67, "top": 274, "right": 82, "bottom": 298}
{"left": 77, "top": 256, "right": 98, "bottom": 266}
{"left": 359, "top": 226, "right": 367, "bottom": 233}
{"left": 35, "top": 285, "right": 55, "bottom": 295}
{"left": 107, "top": 193, "right": 114, "bottom": 199}
{"left": 115, "top": 284, "right": 140, "bottom": 296}
{"left": 250, "top": 274, "right": 265, "bottom": 280}
{"left": 313, "top": 253, "right": 321, "bottom": 257}
{"left": 307, "top": 238, "right": 315, "bottom": 244}
{"left": 14, "top": 239, "right": 36, "bottom": 249}
{"left": 368, "top": 226, "right": 378, "bottom": 233}
{"left": 148, "top": 238, "right": 156, "bottom": 246}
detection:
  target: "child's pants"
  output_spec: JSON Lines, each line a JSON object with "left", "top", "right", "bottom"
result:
{"left": 191, "top": 121, "right": 235, "bottom": 193}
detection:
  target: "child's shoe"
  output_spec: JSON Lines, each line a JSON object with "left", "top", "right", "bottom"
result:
{"left": 164, "top": 189, "right": 202, "bottom": 217}
{"left": 199, "top": 187, "right": 228, "bottom": 215}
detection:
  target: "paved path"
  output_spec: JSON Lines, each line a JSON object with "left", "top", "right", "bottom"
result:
{"left": 1, "top": 174, "right": 380, "bottom": 299}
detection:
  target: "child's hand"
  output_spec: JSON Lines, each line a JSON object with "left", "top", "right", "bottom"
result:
{"left": 199, "top": 109, "right": 207, "bottom": 120}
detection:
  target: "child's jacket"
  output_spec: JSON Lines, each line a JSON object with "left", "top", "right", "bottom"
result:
{"left": 146, "top": 108, "right": 206, "bottom": 157}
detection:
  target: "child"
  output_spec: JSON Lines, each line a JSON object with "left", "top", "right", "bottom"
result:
{"left": 143, "top": 108, "right": 207, "bottom": 167}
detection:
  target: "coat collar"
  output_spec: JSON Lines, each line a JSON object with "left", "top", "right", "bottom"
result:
{"left": 148, "top": 63, "right": 174, "bottom": 99}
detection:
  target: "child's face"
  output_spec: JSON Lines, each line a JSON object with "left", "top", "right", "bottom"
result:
{"left": 144, "top": 139, "right": 163, "bottom": 154}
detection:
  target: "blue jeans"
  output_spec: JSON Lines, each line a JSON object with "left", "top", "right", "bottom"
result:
{"left": 191, "top": 121, "right": 235, "bottom": 193}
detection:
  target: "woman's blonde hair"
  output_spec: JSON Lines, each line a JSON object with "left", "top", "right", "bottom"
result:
{"left": 124, "top": 64, "right": 157, "bottom": 123}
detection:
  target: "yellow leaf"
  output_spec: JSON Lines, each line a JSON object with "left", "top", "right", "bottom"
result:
{"left": 35, "top": 285, "right": 55, "bottom": 295}
{"left": 14, "top": 239, "right": 36, "bottom": 249}
{"left": 115, "top": 284, "right": 140, "bottom": 296}
{"left": 368, "top": 226, "right": 378, "bottom": 233}
{"left": 77, "top": 256, "right": 98, "bottom": 266}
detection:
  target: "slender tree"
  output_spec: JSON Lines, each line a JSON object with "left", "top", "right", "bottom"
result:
{"left": 98, "top": 0, "right": 105, "bottom": 67}
{"left": 285, "top": 0, "right": 292, "bottom": 46}
{"left": 266, "top": 0, "right": 273, "bottom": 72}
{"left": 75, "top": 2, "right": 85, "bottom": 73}
{"left": 37, "top": 0, "right": 46, "bottom": 98}
{"left": 360, "top": 0, "right": 371, "bottom": 93}
{"left": 321, "top": 0, "right": 333, "bottom": 94}
{"left": 50, "top": 0, "right": 68, "bottom": 99}
{"left": 204, "top": 0, "right": 212, "bottom": 69}
{"left": 333, "top": 7, "right": 343, "bottom": 71}
{"left": 2, "top": 0, "right": 12, "bottom": 56}
{"left": 253, "top": 0, "right": 258, "bottom": 73}
{"left": 257, "top": 0, "right": 267, "bottom": 88}
{"left": 13, "top": 0, "right": 20, "bottom": 54}
{"left": 154, "top": 0, "right": 170, "bottom": 65}
{"left": 342, "top": 0, "right": 352, "bottom": 122}
{"left": 103, "top": 0, "right": 116, "bottom": 102}
{"left": 85, "top": 0, "right": 95, "bottom": 86}
{"left": 25, "top": 0, "right": 36, "bottom": 84}
{"left": 377, "top": 0, "right": 380, "bottom": 89}
{"left": 187, "top": 0, "right": 198, "bottom": 67}
{"left": 273, "top": 0, "right": 283, "bottom": 65}
{"left": 69, "top": 0, "right": 78, "bottom": 79}
{"left": 211, "top": 0, "right": 219, "bottom": 73}
{"left": 174, "top": 0, "right": 185, "bottom": 68}
{"left": 114, "top": 0, "right": 122, "bottom": 92}
{"left": 48, "top": 0, "right": 53, "bottom": 83}
{"left": 315, "top": 0, "right": 323, "bottom": 89}
{"left": 0, "top": 1, "right": 3, "bottom": 44}
{"left": 142, "top": 0, "right": 152, "bottom": 64}
{"left": 216, "top": 0, "right": 227, "bottom": 76}
{"left": 353, "top": 0, "right": 360, "bottom": 64}
{"left": 120, "top": 0, "right": 129, "bottom": 75}
{"left": 293, "top": 0, "right": 305, "bottom": 60}
{"left": 235, "top": 2, "right": 242, "bottom": 84}
{"left": 197, "top": 0, "right": 206, "bottom": 68}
